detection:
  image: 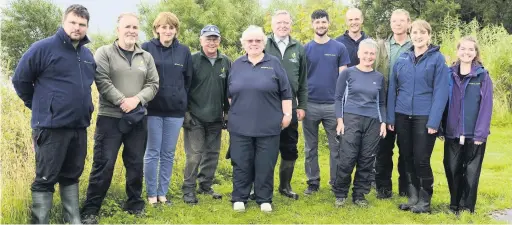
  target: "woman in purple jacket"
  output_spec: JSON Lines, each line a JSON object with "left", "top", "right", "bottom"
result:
{"left": 443, "top": 36, "right": 493, "bottom": 214}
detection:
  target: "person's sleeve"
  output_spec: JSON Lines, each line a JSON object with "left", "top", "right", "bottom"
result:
{"left": 338, "top": 43, "right": 351, "bottom": 67}
{"left": 335, "top": 70, "right": 349, "bottom": 118}
{"left": 426, "top": 55, "right": 450, "bottom": 129}
{"left": 275, "top": 62, "right": 292, "bottom": 100}
{"left": 297, "top": 47, "right": 308, "bottom": 110}
{"left": 136, "top": 54, "right": 160, "bottom": 105}
{"left": 223, "top": 58, "right": 232, "bottom": 113}
{"left": 378, "top": 76, "right": 386, "bottom": 123}
{"left": 387, "top": 62, "right": 399, "bottom": 125}
{"left": 11, "top": 44, "right": 44, "bottom": 109}
{"left": 94, "top": 46, "right": 126, "bottom": 105}
{"left": 184, "top": 48, "right": 193, "bottom": 93}
{"left": 473, "top": 72, "right": 493, "bottom": 142}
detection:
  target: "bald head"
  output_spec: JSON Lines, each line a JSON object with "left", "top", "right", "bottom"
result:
{"left": 345, "top": 8, "right": 363, "bottom": 34}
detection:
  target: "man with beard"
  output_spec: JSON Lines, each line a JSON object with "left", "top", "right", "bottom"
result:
{"left": 303, "top": 9, "right": 350, "bottom": 195}
{"left": 264, "top": 10, "right": 308, "bottom": 200}
{"left": 335, "top": 8, "right": 368, "bottom": 68}
{"left": 81, "top": 13, "right": 159, "bottom": 224}
{"left": 12, "top": 4, "right": 94, "bottom": 224}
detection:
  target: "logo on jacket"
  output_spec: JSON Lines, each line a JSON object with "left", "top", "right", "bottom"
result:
{"left": 138, "top": 61, "right": 146, "bottom": 72}
{"left": 261, "top": 66, "right": 273, "bottom": 70}
{"left": 174, "top": 63, "right": 184, "bottom": 67}
{"left": 219, "top": 67, "right": 226, "bottom": 78}
{"left": 289, "top": 52, "right": 298, "bottom": 63}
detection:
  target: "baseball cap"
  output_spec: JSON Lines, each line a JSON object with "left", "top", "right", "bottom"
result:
{"left": 118, "top": 105, "right": 145, "bottom": 133}
{"left": 200, "top": 25, "right": 221, "bottom": 37}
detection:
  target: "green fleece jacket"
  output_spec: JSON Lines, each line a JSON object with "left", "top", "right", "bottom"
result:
{"left": 265, "top": 33, "right": 308, "bottom": 110}
{"left": 94, "top": 41, "right": 159, "bottom": 118}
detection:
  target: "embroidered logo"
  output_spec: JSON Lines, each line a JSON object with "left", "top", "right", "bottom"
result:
{"left": 324, "top": 53, "right": 337, "bottom": 57}
{"left": 289, "top": 52, "right": 298, "bottom": 63}
{"left": 174, "top": 63, "right": 184, "bottom": 67}
{"left": 138, "top": 61, "right": 146, "bottom": 72}
{"left": 261, "top": 66, "right": 273, "bottom": 70}
{"left": 469, "top": 82, "right": 481, "bottom": 85}
{"left": 219, "top": 67, "right": 226, "bottom": 78}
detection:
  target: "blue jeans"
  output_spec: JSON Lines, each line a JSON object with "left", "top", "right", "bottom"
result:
{"left": 144, "top": 116, "right": 184, "bottom": 197}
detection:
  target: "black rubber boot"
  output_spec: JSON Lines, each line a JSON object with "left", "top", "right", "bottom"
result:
{"left": 31, "top": 192, "right": 53, "bottom": 224}
{"left": 411, "top": 177, "right": 433, "bottom": 214}
{"left": 278, "top": 160, "right": 299, "bottom": 200}
{"left": 60, "top": 184, "right": 82, "bottom": 224}
{"left": 398, "top": 173, "right": 419, "bottom": 211}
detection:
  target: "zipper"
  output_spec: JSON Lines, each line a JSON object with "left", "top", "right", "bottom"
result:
{"left": 459, "top": 76, "right": 471, "bottom": 136}
{"left": 77, "top": 48, "right": 84, "bottom": 113}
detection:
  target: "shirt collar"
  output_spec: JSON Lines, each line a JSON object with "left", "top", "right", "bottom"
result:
{"left": 273, "top": 34, "right": 289, "bottom": 46}
{"left": 390, "top": 36, "right": 411, "bottom": 46}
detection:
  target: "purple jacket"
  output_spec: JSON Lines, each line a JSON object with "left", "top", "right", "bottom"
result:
{"left": 445, "top": 63, "right": 493, "bottom": 142}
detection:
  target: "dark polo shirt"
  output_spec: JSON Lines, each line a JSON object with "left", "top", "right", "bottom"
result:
{"left": 227, "top": 53, "right": 292, "bottom": 137}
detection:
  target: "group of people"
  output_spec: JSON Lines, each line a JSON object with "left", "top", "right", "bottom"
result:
{"left": 11, "top": 3, "right": 493, "bottom": 224}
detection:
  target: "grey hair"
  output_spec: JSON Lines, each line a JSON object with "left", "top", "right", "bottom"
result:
{"left": 358, "top": 38, "right": 378, "bottom": 51}
{"left": 391, "top": 9, "right": 411, "bottom": 22}
{"left": 239, "top": 25, "right": 267, "bottom": 45}
{"left": 117, "top": 12, "right": 138, "bottom": 25}
{"left": 271, "top": 10, "right": 293, "bottom": 24}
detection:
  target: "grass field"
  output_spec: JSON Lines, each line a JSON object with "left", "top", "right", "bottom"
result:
{"left": 1, "top": 86, "right": 511, "bottom": 224}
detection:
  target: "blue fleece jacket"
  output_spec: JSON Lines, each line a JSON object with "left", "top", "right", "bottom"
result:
{"left": 142, "top": 38, "right": 193, "bottom": 117}
{"left": 12, "top": 27, "right": 96, "bottom": 129}
{"left": 387, "top": 45, "right": 449, "bottom": 129}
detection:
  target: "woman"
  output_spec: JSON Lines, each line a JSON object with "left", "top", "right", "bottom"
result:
{"left": 228, "top": 25, "right": 292, "bottom": 213}
{"left": 141, "top": 12, "right": 193, "bottom": 206}
{"left": 332, "top": 39, "right": 387, "bottom": 207}
{"left": 443, "top": 36, "right": 493, "bottom": 214}
{"left": 387, "top": 19, "right": 449, "bottom": 214}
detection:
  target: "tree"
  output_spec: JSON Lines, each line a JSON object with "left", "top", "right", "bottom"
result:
{"left": 0, "top": 0, "right": 62, "bottom": 77}
{"left": 456, "top": 0, "right": 512, "bottom": 33}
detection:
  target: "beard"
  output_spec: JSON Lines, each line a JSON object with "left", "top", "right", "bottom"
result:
{"left": 315, "top": 28, "right": 328, "bottom": 37}
{"left": 123, "top": 36, "right": 138, "bottom": 46}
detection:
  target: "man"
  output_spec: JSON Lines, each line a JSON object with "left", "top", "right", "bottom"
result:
{"left": 80, "top": 13, "right": 159, "bottom": 224}
{"left": 12, "top": 4, "right": 94, "bottom": 224}
{"left": 303, "top": 9, "right": 350, "bottom": 195}
{"left": 264, "top": 10, "right": 308, "bottom": 200}
{"left": 181, "top": 24, "right": 231, "bottom": 204}
{"left": 335, "top": 8, "right": 368, "bottom": 67}
{"left": 374, "top": 9, "right": 413, "bottom": 199}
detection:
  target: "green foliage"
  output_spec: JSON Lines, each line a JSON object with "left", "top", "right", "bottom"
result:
{"left": 0, "top": 0, "right": 62, "bottom": 77}
{"left": 456, "top": 0, "right": 512, "bottom": 33}
{"left": 87, "top": 33, "right": 117, "bottom": 54}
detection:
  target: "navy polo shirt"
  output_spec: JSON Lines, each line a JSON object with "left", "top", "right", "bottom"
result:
{"left": 227, "top": 54, "right": 292, "bottom": 137}
{"left": 305, "top": 39, "right": 350, "bottom": 104}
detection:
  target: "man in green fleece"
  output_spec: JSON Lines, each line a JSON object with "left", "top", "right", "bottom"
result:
{"left": 181, "top": 25, "right": 232, "bottom": 204}
{"left": 81, "top": 13, "right": 159, "bottom": 224}
{"left": 264, "top": 10, "right": 308, "bottom": 200}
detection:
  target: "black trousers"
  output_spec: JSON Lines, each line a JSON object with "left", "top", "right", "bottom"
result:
{"left": 375, "top": 129, "right": 406, "bottom": 191}
{"left": 395, "top": 113, "right": 436, "bottom": 193}
{"left": 31, "top": 128, "right": 87, "bottom": 192}
{"left": 81, "top": 116, "right": 147, "bottom": 215}
{"left": 279, "top": 110, "right": 299, "bottom": 161}
{"left": 332, "top": 113, "right": 381, "bottom": 199}
{"left": 230, "top": 133, "right": 280, "bottom": 204}
{"left": 444, "top": 138, "right": 486, "bottom": 212}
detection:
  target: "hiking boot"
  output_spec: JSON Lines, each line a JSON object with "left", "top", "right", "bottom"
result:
{"left": 183, "top": 192, "right": 198, "bottom": 204}
{"left": 303, "top": 185, "right": 319, "bottom": 195}
{"left": 411, "top": 177, "right": 433, "bottom": 214}
{"left": 376, "top": 188, "right": 393, "bottom": 199}
{"left": 198, "top": 188, "right": 222, "bottom": 199}
{"left": 399, "top": 173, "right": 419, "bottom": 211}
{"left": 335, "top": 198, "right": 347, "bottom": 208}
{"left": 81, "top": 214, "right": 98, "bottom": 224}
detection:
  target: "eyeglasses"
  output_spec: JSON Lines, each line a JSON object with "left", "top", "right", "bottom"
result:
{"left": 205, "top": 38, "right": 220, "bottom": 43}
{"left": 245, "top": 39, "right": 263, "bottom": 44}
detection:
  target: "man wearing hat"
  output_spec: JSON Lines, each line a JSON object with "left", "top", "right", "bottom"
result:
{"left": 181, "top": 24, "right": 232, "bottom": 204}
{"left": 80, "top": 13, "right": 159, "bottom": 224}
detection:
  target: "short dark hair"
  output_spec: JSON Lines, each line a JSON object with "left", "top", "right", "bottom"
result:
{"left": 64, "top": 4, "right": 90, "bottom": 24}
{"left": 311, "top": 9, "right": 329, "bottom": 21}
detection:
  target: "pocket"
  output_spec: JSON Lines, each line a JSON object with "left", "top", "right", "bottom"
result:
{"left": 32, "top": 129, "right": 45, "bottom": 147}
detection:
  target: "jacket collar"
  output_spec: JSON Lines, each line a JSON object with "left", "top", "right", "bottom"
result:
{"left": 150, "top": 37, "right": 179, "bottom": 49}
{"left": 450, "top": 62, "right": 484, "bottom": 78}
{"left": 113, "top": 40, "right": 144, "bottom": 54}
{"left": 199, "top": 48, "right": 223, "bottom": 60}
{"left": 56, "top": 27, "right": 90, "bottom": 47}
{"left": 268, "top": 33, "right": 298, "bottom": 47}
{"left": 343, "top": 30, "right": 367, "bottom": 43}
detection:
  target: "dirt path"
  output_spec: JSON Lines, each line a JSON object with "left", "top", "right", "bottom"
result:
{"left": 492, "top": 209, "right": 512, "bottom": 223}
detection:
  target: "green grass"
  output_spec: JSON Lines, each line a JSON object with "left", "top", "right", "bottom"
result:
{"left": 1, "top": 85, "right": 511, "bottom": 224}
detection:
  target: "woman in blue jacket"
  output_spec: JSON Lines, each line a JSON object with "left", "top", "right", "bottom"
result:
{"left": 387, "top": 19, "right": 449, "bottom": 214}
{"left": 141, "top": 12, "right": 193, "bottom": 206}
{"left": 443, "top": 36, "right": 493, "bottom": 214}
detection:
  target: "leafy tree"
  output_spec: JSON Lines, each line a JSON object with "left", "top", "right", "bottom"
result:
{"left": 456, "top": 0, "right": 512, "bottom": 33}
{"left": 0, "top": 0, "right": 62, "bottom": 77}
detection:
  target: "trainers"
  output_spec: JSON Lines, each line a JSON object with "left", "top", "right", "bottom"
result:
{"left": 81, "top": 214, "right": 98, "bottom": 224}
{"left": 198, "top": 188, "right": 222, "bottom": 199}
{"left": 260, "top": 203, "right": 272, "bottom": 212}
{"left": 353, "top": 198, "right": 369, "bottom": 207}
{"left": 303, "top": 185, "right": 319, "bottom": 195}
{"left": 183, "top": 192, "right": 199, "bottom": 204}
{"left": 376, "top": 188, "right": 393, "bottom": 199}
{"left": 335, "top": 198, "right": 347, "bottom": 208}
{"left": 233, "top": 202, "right": 245, "bottom": 212}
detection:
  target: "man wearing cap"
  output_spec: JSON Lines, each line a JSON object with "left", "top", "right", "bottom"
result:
{"left": 80, "top": 13, "right": 159, "bottom": 224}
{"left": 264, "top": 10, "right": 307, "bottom": 200}
{"left": 181, "top": 24, "right": 231, "bottom": 204}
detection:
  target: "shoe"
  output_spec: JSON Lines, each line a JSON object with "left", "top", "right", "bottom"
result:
{"left": 31, "top": 192, "right": 53, "bottom": 224}
{"left": 278, "top": 160, "right": 299, "bottom": 200}
{"left": 303, "top": 185, "right": 319, "bottom": 195}
{"left": 60, "top": 184, "right": 81, "bottom": 224}
{"left": 411, "top": 177, "right": 433, "bottom": 214}
{"left": 233, "top": 202, "right": 245, "bottom": 212}
{"left": 126, "top": 208, "right": 145, "bottom": 217}
{"left": 335, "top": 198, "right": 347, "bottom": 208}
{"left": 183, "top": 192, "right": 198, "bottom": 204}
{"left": 158, "top": 196, "right": 173, "bottom": 206}
{"left": 148, "top": 197, "right": 158, "bottom": 207}
{"left": 398, "top": 173, "right": 419, "bottom": 211}
{"left": 353, "top": 198, "right": 369, "bottom": 207}
{"left": 81, "top": 214, "right": 99, "bottom": 224}
{"left": 376, "top": 188, "right": 393, "bottom": 199}
{"left": 260, "top": 203, "right": 272, "bottom": 212}
{"left": 197, "top": 188, "right": 222, "bottom": 199}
